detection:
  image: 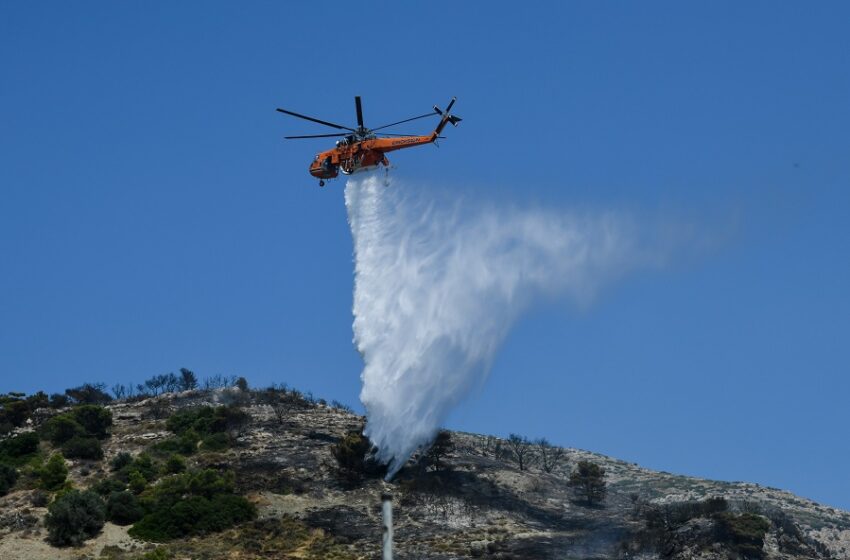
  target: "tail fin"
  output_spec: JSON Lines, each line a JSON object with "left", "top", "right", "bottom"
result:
{"left": 431, "top": 97, "right": 462, "bottom": 139}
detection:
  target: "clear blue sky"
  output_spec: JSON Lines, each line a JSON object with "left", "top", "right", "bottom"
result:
{"left": 2, "top": 3, "right": 848, "bottom": 508}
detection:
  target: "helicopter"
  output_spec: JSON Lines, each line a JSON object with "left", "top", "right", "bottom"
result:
{"left": 276, "top": 96, "right": 461, "bottom": 186}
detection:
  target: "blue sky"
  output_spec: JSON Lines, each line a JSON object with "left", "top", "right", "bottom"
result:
{"left": 1, "top": 3, "right": 849, "bottom": 508}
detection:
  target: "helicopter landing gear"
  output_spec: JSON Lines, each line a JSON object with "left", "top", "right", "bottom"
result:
{"left": 318, "top": 180, "right": 325, "bottom": 187}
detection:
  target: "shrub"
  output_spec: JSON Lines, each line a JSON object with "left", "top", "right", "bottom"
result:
{"left": 164, "top": 454, "right": 186, "bottom": 474}
{"left": 92, "top": 477, "right": 127, "bottom": 496}
{"left": 714, "top": 512, "right": 770, "bottom": 559}
{"left": 166, "top": 405, "right": 248, "bottom": 442}
{"left": 111, "top": 452, "right": 133, "bottom": 471}
{"left": 150, "top": 431, "right": 198, "bottom": 456}
{"left": 49, "top": 393, "right": 70, "bottom": 408}
{"left": 106, "top": 490, "right": 144, "bottom": 525}
{"left": 70, "top": 405, "right": 112, "bottom": 439}
{"left": 115, "top": 453, "right": 158, "bottom": 484}
{"left": 0, "top": 463, "right": 18, "bottom": 495}
{"left": 200, "top": 432, "right": 230, "bottom": 451}
{"left": 31, "top": 489, "right": 50, "bottom": 506}
{"left": 61, "top": 436, "right": 104, "bottom": 460}
{"left": 331, "top": 431, "right": 384, "bottom": 482}
{"left": 129, "top": 470, "right": 147, "bottom": 494}
{"left": 41, "top": 415, "right": 85, "bottom": 446}
{"left": 45, "top": 489, "right": 106, "bottom": 546}
{"left": 40, "top": 453, "right": 69, "bottom": 491}
{"left": 129, "top": 469, "right": 255, "bottom": 541}
{"left": 0, "top": 431, "right": 40, "bottom": 460}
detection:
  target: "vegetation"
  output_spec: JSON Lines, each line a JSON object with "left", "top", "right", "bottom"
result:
{"left": 506, "top": 433, "right": 535, "bottom": 471}
{"left": 535, "top": 437, "right": 565, "bottom": 473}
{"left": 331, "top": 431, "right": 384, "bottom": 482}
{"left": 41, "top": 414, "right": 85, "bottom": 445}
{"left": 0, "top": 431, "right": 40, "bottom": 465}
{"left": 106, "top": 490, "right": 144, "bottom": 525}
{"left": 0, "top": 463, "right": 18, "bottom": 495}
{"left": 39, "top": 452, "right": 69, "bottom": 491}
{"left": 45, "top": 489, "right": 106, "bottom": 546}
{"left": 70, "top": 404, "right": 113, "bottom": 438}
{"left": 424, "top": 430, "right": 454, "bottom": 472}
{"left": 129, "top": 469, "right": 256, "bottom": 541}
{"left": 64, "top": 383, "right": 112, "bottom": 405}
{"left": 569, "top": 460, "right": 606, "bottom": 506}
{"left": 714, "top": 512, "right": 770, "bottom": 559}
{"left": 61, "top": 436, "right": 104, "bottom": 460}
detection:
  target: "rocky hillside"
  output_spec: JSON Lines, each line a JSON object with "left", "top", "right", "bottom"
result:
{"left": 1, "top": 385, "right": 849, "bottom": 560}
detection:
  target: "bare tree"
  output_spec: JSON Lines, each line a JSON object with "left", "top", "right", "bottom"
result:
{"left": 506, "top": 434, "right": 535, "bottom": 471}
{"left": 111, "top": 384, "right": 127, "bottom": 400}
{"left": 535, "top": 438, "right": 565, "bottom": 473}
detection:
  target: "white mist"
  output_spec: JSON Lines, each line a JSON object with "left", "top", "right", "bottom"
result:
{"left": 346, "top": 176, "right": 659, "bottom": 477}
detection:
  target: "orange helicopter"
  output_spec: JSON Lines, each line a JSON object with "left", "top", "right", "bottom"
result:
{"left": 277, "top": 96, "right": 461, "bottom": 186}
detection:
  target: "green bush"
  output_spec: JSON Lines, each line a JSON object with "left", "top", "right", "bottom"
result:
{"left": 165, "top": 405, "right": 248, "bottom": 443}
{"left": 714, "top": 512, "right": 770, "bottom": 559}
{"left": 41, "top": 415, "right": 85, "bottom": 446}
{"left": 115, "top": 453, "right": 157, "bottom": 483}
{"left": 70, "top": 405, "right": 112, "bottom": 439}
{"left": 129, "top": 470, "right": 147, "bottom": 494}
{"left": 200, "top": 432, "right": 230, "bottom": 451}
{"left": 91, "top": 476, "right": 126, "bottom": 496}
{"left": 40, "top": 453, "right": 69, "bottom": 491}
{"left": 129, "top": 469, "right": 255, "bottom": 541}
{"left": 0, "top": 431, "right": 40, "bottom": 459}
{"left": 0, "top": 432, "right": 38, "bottom": 467}
{"left": 163, "top": 454, "right": 186, "bottom": 474}
{"left": 0, "top": 463, "right": 18, "bottom": 495}
{"left": 61, "top": 436, "right": 104, "bottom": 460}
{"left": 106, "top": 490, "right": 144, "bottom": 525}
{"left": 330, "top": 431, "right": 384, "bottom": 482}
{"left": 150, "top": 430, "right": 198, "bottom": 456}
{"left": 45, "top": 489, "right": 106, "bottom": 546}
{"left": 110, "top": 451, "right": 133, "bottom": 471}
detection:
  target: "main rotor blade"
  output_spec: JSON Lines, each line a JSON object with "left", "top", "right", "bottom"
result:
{"left": 276, "top": 108, "right": 355, "bottom": 131}
{"left": 355, "top": 96, "right": 364, "bottom": 128}
{"left": 284, "top": 133, "right": 348, "bottom": 139}
{"left": 371, "top": 111, "right": 438, "bottom": 131}
{"left": 445, "top": 97, "right": 456, "bottom": 113}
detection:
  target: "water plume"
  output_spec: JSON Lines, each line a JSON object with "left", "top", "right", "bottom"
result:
{"left": 346, "top": 176, "right": 662, "bottom": 477}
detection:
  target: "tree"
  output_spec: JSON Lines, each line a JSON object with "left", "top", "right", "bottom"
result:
{"left": 40, "top": 453, "right": 69, "bottom": 491}
{"left": 45, "top": 489, "right": 106, "bottom": 546}
{"left": 535, "top": 438, "right": 565, "bottom": 474}
{"left": 64, "top": 383, "right": 112, "bottom": 405}
{"left": 178, "top": 368, "right": 198, "bottom": 391}
{"left": 569, "top": 460, "right": 606, "bottom": 506}
{"left": 506, "top": 433, "right": 535, "bottom": 471}
{"left": 235, "top": 376, "right": 249, "bottom": 392}
{"left": 424, "top": 430, "right": 455, "bottom": 472}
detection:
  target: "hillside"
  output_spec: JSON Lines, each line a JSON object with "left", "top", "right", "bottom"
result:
{"left": 1, "top": 384, "right": 849, "bottom": 560}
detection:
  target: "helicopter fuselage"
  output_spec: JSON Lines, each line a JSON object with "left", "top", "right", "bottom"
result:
{"left": 309, "top": 134, "right": 435, "bottom": 180}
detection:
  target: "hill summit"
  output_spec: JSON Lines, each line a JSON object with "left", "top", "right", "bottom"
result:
{"left": 1, "top": 379, "right": 848, "bottom": 559}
